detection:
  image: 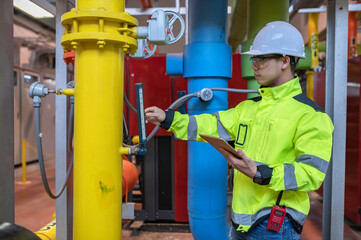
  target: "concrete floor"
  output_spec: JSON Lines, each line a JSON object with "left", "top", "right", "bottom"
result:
{"left": 14, "top": 161, "right": 361, "bottom": 239}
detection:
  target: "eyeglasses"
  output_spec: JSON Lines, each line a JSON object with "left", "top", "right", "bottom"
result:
{"left": 250, "top": 55, "right": 282, "bottom": 68}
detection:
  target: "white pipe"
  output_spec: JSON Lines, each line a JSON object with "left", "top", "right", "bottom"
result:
{"left": 175, "top": 0, "right": 180, "bottom": 13}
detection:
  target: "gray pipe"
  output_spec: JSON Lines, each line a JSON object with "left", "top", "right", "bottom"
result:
{"left": 144, "top": 89, "right": 256, "bottom": 143}
{"left": 124, "top": 92, "right": 137, "bottom": 113}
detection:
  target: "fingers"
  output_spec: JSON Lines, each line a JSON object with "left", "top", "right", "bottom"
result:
{"left": 144, "top": 106, "right": 165, "bottom": 125}
{"left": 145, "top": 112, "right": 159, "bottom": 117}
{"left": 237, "top": 148, "right": 248, "bottom": 160}
{"left": 219, "top": 148, "right": 236, "bottom": 164}
{"left": 145, "top": 106, "right": 157, "bottom": 113}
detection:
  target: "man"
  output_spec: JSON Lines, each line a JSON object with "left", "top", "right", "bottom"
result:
{"left": 145, "top": 21, "right": 333, "bottom": 239}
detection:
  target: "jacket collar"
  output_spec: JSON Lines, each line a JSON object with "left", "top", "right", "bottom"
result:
{"left": 258, "top": 77, "right": 303, "bottom": 101}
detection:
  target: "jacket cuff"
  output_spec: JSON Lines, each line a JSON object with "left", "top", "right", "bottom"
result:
{"left": 258, "top": 165, "right": 273, "bottom": 185}
{"left": 160, "top": 109, "right": 175, "bottom": 130}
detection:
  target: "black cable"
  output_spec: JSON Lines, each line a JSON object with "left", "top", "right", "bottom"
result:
{"left": 35, "top": 107, "right": 73, "bottom": 199}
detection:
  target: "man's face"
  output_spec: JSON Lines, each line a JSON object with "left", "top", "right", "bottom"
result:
{"left": 251, "top": 55, "right": 284, "bottom": 87}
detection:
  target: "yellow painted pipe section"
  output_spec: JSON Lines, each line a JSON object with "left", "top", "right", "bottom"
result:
{"left": 34, "top": 219, "right": 56, "bottom": 240}
{"left": 306, "top": 12, "right": 319, "bottom": 100}
{"left": 61, "top": 0, "right": 138, "bottom": 239}
{"left": 306, "top": 72, "right": 314, "bottom": 100}
{"left": 73, "top": 29, "right": 123, "bottom": 240}
{"left": 119, "top": 147, "right": 131, "bottom": 155}
{"left": 308, "top": 13, "right": 319, "bottom": 68}
{"left": 22, "top": 139, "right": 27, "bottom": 183}
{"left": 56, "top": 88, "right": 75, "bottom": 96}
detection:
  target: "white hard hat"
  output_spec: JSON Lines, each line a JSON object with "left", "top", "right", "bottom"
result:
{"left": 243, "top": 21, "right": 305, "bottom": 58}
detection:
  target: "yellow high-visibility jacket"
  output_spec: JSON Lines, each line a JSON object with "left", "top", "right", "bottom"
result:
{"left": 161, "top": 77, "right": 334, "bottom": 232}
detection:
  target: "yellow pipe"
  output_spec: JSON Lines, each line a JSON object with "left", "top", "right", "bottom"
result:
{"left": 61, "top": 1, "right": 137, "bottom": 239}
{"left": 308, "top": 13, "right": 319, "bottom": 68}
{"left": 22, "top": 139, "right": 27, "bottom": 183}
{"left": 56, "top": 88, "right": 75, "bottom": 96}
{"left": 119, "top": 147, "right": 131, "bottom": 155}
{"left": 306, "top": 12, "right": 319, "bottom": 100}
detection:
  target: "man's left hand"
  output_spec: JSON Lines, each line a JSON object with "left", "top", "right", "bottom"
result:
{"left": 219, "top": 148, "right": 257, "bottom": 179}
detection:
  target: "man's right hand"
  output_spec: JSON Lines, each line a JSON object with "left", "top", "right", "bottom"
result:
{"left": 145, "top": 106, "right": 166, "bottom": 126}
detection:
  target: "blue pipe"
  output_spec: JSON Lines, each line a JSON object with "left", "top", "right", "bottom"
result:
{"left": 167, "top": 1, "right": 231, "bottom": 239}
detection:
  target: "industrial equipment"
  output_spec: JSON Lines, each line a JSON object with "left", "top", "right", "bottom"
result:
{"left": 131, "top": 10, "right": 185, "bottom": 59}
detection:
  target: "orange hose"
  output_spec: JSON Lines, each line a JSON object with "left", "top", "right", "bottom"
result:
{"left": 122, "top": 157, "right": 139, "bottom": 202}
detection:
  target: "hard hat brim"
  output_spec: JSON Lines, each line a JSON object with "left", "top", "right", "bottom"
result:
{"left": 241, "top": 49, "right": 269, "bottom": 56}
{"left": 242, "top": 49, "right": 305, "bottom": 58}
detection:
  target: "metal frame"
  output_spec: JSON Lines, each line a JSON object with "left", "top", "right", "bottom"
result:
{"left": 55, "top": 0, "right": 71, "bottom": 239}
{"left": 323, "top": 0, "right": 348, "bottom": 239}
{"left": 297, "top": 3, "right": 361, "bottom": 13}
{"left": 0, "top": 0, "right": 14, "bottom": 223}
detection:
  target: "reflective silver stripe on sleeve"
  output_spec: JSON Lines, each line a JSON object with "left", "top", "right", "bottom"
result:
{"left": 284, "top": 163, "right": 298, "bottom": 191}
{"left": 212, "top": 112, "right": 231, "bottom": 141}
{"left": 187, "top": 115, "right": 198, "bottom": 141}
{"left": 296, "top": 154, "right": 329, "bottom": 174}
{"left": 231, "top": 207, "right": 307, "bottom": 227}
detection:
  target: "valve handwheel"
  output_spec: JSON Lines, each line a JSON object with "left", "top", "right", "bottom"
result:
{"left": 143, "top": 39, "right": 157, "bottom": 59}
{"left": 165, "top": 10, "right": 185, "bottom": 44}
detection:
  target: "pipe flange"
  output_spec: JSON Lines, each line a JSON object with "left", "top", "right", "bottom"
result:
{"left": 61, "top": 9, "right": 138, "bottom": 53}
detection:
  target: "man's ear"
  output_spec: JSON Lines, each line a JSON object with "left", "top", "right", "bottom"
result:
{"left": 280, "top": 56, "right": 290, "bottom": 70}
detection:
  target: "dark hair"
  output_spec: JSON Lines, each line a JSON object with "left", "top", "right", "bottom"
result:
{"left": 289, "top": 56, "right": 299, "bottom": 75}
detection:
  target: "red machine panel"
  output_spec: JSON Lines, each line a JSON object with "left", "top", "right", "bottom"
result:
{"left": 229, "top": 54, "right": 248, "bottom": 108}
{"left": 126, "top": 56, "right": 174, "bottom": 136}
{"left": 172, "top": 76, "right": 189, "bottom": 222}
{"left": 174, "top": 138, "right": 189, "bottom": 222}
{"left": 313, "top": 56, "right": 361, "bottom": 225}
